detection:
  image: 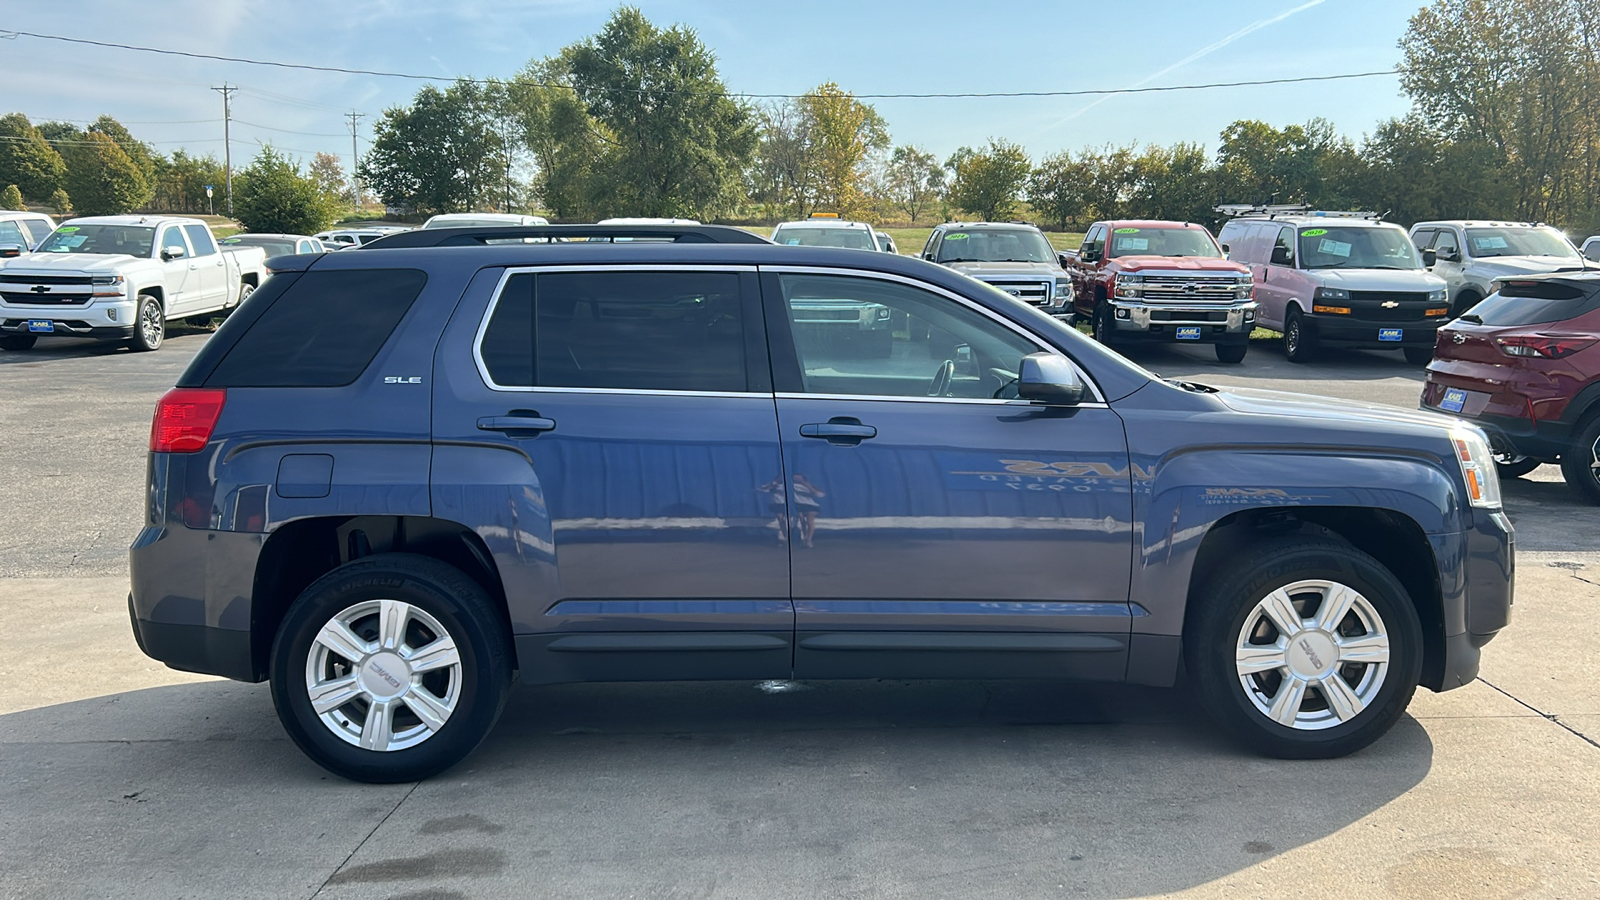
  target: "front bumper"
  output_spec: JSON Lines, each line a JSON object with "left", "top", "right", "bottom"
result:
{"left": 1427, "top": 508, "right": 1514, "bottom": 691}
{"left": 1304, "top": 313, "right": 1443, "bottom": 347}
{"left": 1107, "top": 300, "right": 1256, "bottom": 342}
{"left": 0, "top": 297, "right": 138, "bottom": 341}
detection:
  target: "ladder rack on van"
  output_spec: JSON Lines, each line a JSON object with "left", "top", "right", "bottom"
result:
{"left": 1214, "top": 204, "right": 1385, "bottom": 221}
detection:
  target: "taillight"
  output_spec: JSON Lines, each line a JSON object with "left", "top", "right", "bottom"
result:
{"left": 150, "top": 388, "right": 227, "bottom": 453}
{"left": 1495, "top": 334, "right": 1597, "bottom": 359}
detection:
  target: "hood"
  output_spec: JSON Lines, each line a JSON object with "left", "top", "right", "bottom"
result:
{"left": 1115, "top": 255, "right": 1248, "bottom": 274}
{"left": 1467, "top": 256, "right": 1589, "bottom": 277}
{"left": 945, "top": 260, "right": 1062, "bottom": 277}
{"left": 1214, "top": 386, "right": 1462, "bottom": 433}
{"left": 0, "top": 253, "right": 143, "bottom": 275}
{"left": 1306, "top": 267, "right": 1447, "bottom": 291}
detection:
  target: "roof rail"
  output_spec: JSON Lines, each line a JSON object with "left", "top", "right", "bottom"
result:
{"left": 1214, "top": 203, "right": 1310, "bottom": 219}
{"left": 360, "top": 223, "right": 771, "bottom": 249}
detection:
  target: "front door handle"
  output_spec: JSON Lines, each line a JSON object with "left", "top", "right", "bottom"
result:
{"left": 799, "top": 418, "right": 876, "bottom": 446}
{"left": 477, "top": 413, "right": 556, "bottom": 437}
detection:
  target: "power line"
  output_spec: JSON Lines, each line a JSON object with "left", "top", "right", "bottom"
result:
{"left": 0, "top": 28, "right": 1400, "bottom": 99}
{"left": 232, "top": 119, "right": 348, "bottom": 137}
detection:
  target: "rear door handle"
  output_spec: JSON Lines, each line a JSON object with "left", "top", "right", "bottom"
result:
{"left": 799, "top": 418, "right": 876, "bottom": 445}
{"left": 477, "top": 414, "right": 556, "bottom": 436}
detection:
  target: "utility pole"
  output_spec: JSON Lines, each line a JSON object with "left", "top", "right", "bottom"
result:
{"left": 210, "top": 84, "right": 237, "bottom": 216}
{"left": 345, "top": 112, "right": 364, "bottom": 206}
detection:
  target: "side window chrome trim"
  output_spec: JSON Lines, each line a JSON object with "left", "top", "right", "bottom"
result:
{"left": 757, "top": 264, "right": 1106, "bottom": 403}
{"left": 472, "top": 264, "right": 760, "bottom": 394}
{"left": 777, "top": 392, "right": 1109, "bottom": 409}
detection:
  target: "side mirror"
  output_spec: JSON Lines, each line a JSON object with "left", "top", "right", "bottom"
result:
{"left": 1082, "top": 248, "right": 1102, "bottom": 263}
{"left": 954, "top": 344, "right": 976, "bottom": 377}
{"left": 1269, "top": 246, "right": 1293, "bottom": 266}
{"left": 1018, "top": 352, "right": 1087, "bottom": 405}
{"left": 1219, "top": 242, "right": 1231, "bottom": 255}
{"left": 1057, "top": 251, "right": 1073, "bottom": 267}
{"left": 0, "top": 244, "right": 22, "bottom": 259}
{"left": 1422, "top": 248, "right": 1438, "bottom": 267}
{"left": 1437, "top": 247, "right": 1460, "bottom": 263}
{"left": 162, "top": 245, "right": 187, "bottom": 261}
{"left": 922, "top": 252, "right": 935, "bottom": 261}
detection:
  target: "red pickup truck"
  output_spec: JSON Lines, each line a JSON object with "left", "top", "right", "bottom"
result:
{"left": 1063, "top": 220, "right": 1257, "bottom": 363}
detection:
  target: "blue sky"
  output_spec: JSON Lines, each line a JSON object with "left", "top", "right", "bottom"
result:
{"left": 0, "top": 0, "right": 1420, "bottom": 169}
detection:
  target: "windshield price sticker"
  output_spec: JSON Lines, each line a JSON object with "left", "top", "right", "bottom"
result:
{"left": 1318, "top": 238, "right": 1353, "bottom": 258}
{"left": 1302, "top": 228, "right": 1328, "bottom": 237}
{"left": 945, "top": 233, "right": 969, "bottom": 240}
{"left": 1473, "top": 236, "right": 1510, "bottom": 250}
{"left": 1113, "top": 227, "right": 1140, "bottom": 234}
{"left": 57, "top": 226, "right": 79, "bottom": 233}
{"left": 1115, "top": 237, "right": 1150, "bottom": 252}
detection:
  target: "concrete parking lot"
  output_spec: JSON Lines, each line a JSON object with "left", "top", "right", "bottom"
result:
{"left": 3, "top": 332, "right": 1600, "bottom": 899}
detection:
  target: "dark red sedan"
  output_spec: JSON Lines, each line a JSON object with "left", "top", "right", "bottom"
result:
{"left": 1422, "top": 272, "right": 1600, "bottom": 502}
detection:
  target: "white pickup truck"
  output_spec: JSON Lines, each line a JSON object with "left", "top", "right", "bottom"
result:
{"left": 0, "top": 215, "right": 268, "bottom": 351}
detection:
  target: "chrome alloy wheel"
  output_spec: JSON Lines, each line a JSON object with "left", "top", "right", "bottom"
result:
{"left": 140, "top": 302, "right": 163, "bottom": 346}
{"left": 305, "top": 599, "right": 462, "bottom": 752}
{"left": 1235, "top": 579, "right": 1390, "bottom": 731}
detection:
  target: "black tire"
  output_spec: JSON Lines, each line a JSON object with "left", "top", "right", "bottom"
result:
{"left": 1403, "top": 346, "right": 1434, "bottom": 366}
{"left": 1214, "top": 342, "right": 1248, "bottom": 364}
{"left": 1494, "top": 456, "right": 1542, "bottom": 479}
{"left": 1451, "top": 291, "right": 1481, "bottom": 319}
{"left": 1092, "top": 300, "right": 1117, "bottom": 347}
{"left": 1283, "top": 307, "right": 1315, "bottom": 363}
{"left": 130, "top": 293, "right": 164, "bottom": 352}
{"left": 1185, "top": 536, "right": 1423, "bottom": 759}
{"left": 1560, "top": 416, "right": 1600, "bottom": 505}
{"left": 270, "top": 553, "right": 513, "bottom": 783}
{"left": 0, "top": 334, "right": 37, "bottom": 351}
{"left": 866, "top": 329, "right": 894, "bottom": 358}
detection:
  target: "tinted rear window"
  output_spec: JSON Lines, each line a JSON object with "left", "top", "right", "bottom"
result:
{"left": 1469, "top": 281, "right": 1600, "bottom": 326}
{"left": 205, "top": 268, "right": 427, "bottom": 387}
{"left": 479, "top": 270, "right": 748, "bottom": 392}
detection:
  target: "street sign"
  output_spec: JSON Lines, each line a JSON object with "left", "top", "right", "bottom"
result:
{"left": 205, "top": 186, "right": 214, "bottom": 198}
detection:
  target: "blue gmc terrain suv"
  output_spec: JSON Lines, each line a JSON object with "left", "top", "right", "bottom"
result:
{"left": 128, "top": 224, "right": 1514, "bottom": 782}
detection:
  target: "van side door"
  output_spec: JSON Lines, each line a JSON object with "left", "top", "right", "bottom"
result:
{"left": 430, "top": 265, "right": 793, "bottom": 685}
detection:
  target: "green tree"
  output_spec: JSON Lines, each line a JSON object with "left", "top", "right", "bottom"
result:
{"left": 884, "top": 145, "right": 945, "bottom": 223}
{"left": 61, "top": 132, "right": 149, "bottom": 216}
{"left": 946, "top": 139, "right": 1031, "bottom": 221}
{"left": 360, "top": 81, "right": 507, "bottom": 215}
{"left": 0, "top": 114, "right": 67, "bottom": 201}
{"left": 1028, "top": 150, "right": 1093, "bottom": 231}
{"left": 750, "top": 100, "right": 814, "bottom": 219}
{"left": 48, "top": 188, "right": 71, "bottom": 215}
{"left": 150, "top": 150, "right": 226, "bottom": 214}
{"left": 795, "top": 83, "right": 888, "bottom": 216}
{"left": 0, "top": 184, "right": 23, "bottom": 211}
{"left": 87, "top": 115, "right": 157, "bottom": 187}
{"left": 561, "top": 7, "right": 756, "bottom": 218}
{"left": 235, "top": 146, "right": 338, "bottom": 234}
{"left": 1130, "top": 142, "right": 1218, "bottom": 225}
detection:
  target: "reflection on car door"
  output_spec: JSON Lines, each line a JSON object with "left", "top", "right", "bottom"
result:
{"left": 158, "top": 226, "right": 202, "bottom": 316}
{"left": 430, "top": 266, "right": 793, "bottom": 684}
{"left": 763, "top": 269, "right": 1134, "bottom": 681}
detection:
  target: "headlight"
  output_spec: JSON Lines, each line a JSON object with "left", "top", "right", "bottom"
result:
{"left": 1313, "top": 286, "right": 1350, "bottom": 301}
{"left": 91, "top": 274, "right": 126, "bottom": 297}
{"left": 1428, "top": 289, "right": 1447, "bottom": 303}
{"left": 1450, "top": 426, "right": 1502, "bottom": 509}
{"left": 1114, "top": 274, "right": 1144, "bottom": 298}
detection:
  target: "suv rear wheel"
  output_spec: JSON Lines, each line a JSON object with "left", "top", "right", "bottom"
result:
{"left": 270, "top": 553, "right": 512, "bottom": 783}
{"left": 1560, "top": 417, "right": 1600, "bottom": 504}
{"left": 1186, "top": 536, "right": 1422, "bottom": 758}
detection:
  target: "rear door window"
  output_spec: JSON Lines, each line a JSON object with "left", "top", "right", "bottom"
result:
{"left": 204, "top": 268, "right": 428, "bottom": 387}
{"left": 21, "top": 219, "right": 53, "bottom": 243}
{"left": 1469, "top": 282, "right": 1600, "bottom": 326}
{"left": 478, "top": 270, "right": 753, "bottom": 393}
{"left": 183, "top": 225, "right": 218, "bottom": 256}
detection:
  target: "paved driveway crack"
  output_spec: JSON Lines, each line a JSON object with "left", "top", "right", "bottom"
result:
{"left": 308, "top": 780, "right": 420, "bottom": 899}
{"left": 1479, "top": 677, "right": 1600, "bottom": 750}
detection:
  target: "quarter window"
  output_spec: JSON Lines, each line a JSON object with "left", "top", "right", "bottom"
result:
{"left": 775, "top": 273, "right": 1040, "bottom": 400}
{"left": 479, "top": 270, "right": 750, "bottom": 392}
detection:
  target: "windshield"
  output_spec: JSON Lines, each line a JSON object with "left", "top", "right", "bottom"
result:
{"left": 1465, "top": 227, "right": 1579, "bottom": 260}
{"left": 1297, "top": 226, "right": 1421, "bottom": 270}
{"left": 774, "top": 226, "right": 876, "bottom": 251}
{"left": 937, "top": 228, "right": 1055, "bottom": 263}
{"left": 36, "top": 224, "right": 156, "bottom": 257}
{"left": 1107, "top": 226, "right": 1221, "bottom": 259}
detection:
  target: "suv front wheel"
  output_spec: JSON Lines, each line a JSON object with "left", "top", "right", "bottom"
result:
{"left": 1186, "top": 536, "right": 1422, "bottom": 758}
{"left": 270, "top": 553, "right": 512, "bottom": 783}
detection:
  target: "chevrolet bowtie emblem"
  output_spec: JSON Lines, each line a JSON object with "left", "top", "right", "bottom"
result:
{"left": 1381, "top": 300, "right": 1399, "bottom": 308}
{"left": 30, "top": 285, "right": 49, "bottom": 293}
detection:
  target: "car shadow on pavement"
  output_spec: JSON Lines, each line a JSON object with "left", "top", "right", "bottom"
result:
{"left": 0, "top": 326, "right": 213, "bottom": 365}
{"left": 1, "top": 677, "right": 1434, "bottom": 899}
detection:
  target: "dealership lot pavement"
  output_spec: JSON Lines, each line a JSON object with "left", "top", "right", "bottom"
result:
{"left": 3, "top": 333, "right": 1600, "bottom": 899}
